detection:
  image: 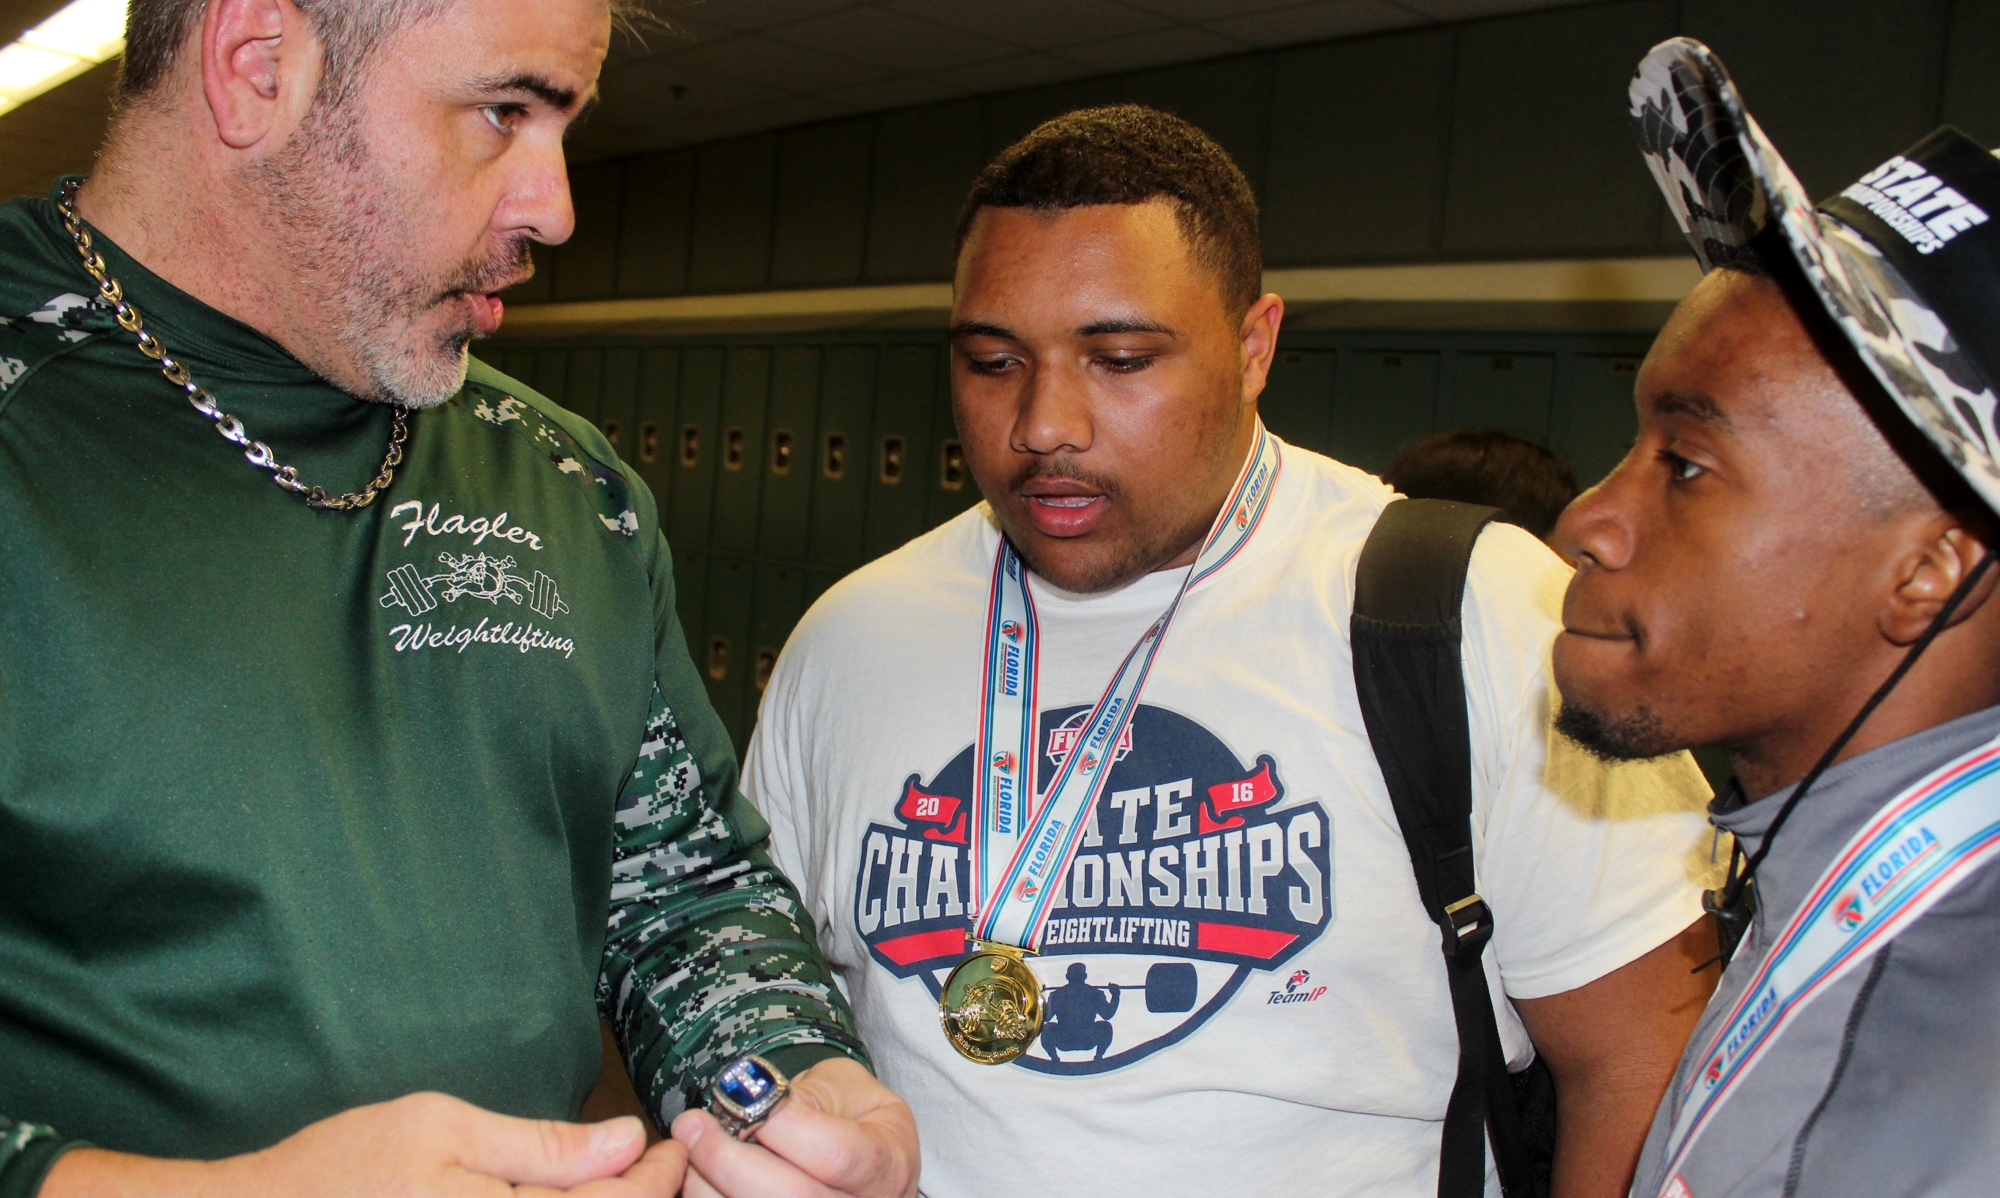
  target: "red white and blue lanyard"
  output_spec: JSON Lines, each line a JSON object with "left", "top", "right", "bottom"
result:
{"left": 967, "top": 424, "right": 1282, "bottom": 951}
{"left": 1655, "top": 732, "right": 2000, "bottom": 1191}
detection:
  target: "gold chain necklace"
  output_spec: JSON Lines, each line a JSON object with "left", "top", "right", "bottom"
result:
{"left": 54, "top": 179, "right": 409, "bottom": 511}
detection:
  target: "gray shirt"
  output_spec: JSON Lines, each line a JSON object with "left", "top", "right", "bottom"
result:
{"left": 1631, "top": 705, "right": 2000, "bottom": 1198}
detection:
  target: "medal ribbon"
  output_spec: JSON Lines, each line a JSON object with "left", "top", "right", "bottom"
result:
{"left": 1655, "top": 732, "right": 2000, "bottom": 1191}
{"left": 967, "top": 424, "right": 1282, "bottom": 950}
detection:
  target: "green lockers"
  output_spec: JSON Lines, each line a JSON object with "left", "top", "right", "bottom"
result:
{"left": 712, "top": 347, "right": 772, "bottom": 554}
{"left": 1552, "top": 354, "right": 1643, "bottom": 486}
{"left": 808, "top": 346, "right": 876, "bottom": 570}
{"left": 597, "top": 347, "right": 640, "bottom": 460}
{"left": 529, "top": 349, "right": 569, "bottom": 410}
{"left": 804, "top": 567, "right": 844, "bottom": 614}
{"left": 669, "top": 347, "right": 725, "bottom": 551}
{"left": 487, "top": 325, "right": 1661, "bottom": 754}
{"left": 864, "top": 344, "right": 938, "bottom": 561}
{"left": 574, "top": 347, "right": 606, "bottom": 422}
{"left": 478, "top": 347, "right": 515, "bottom": 380}
{"left": 634, "top": 347, "right": 681, "bottom": 523}
{"left": 1332, "top": 349, "right": 1441, "bottom": 472}
{"left": 746, "top": 561, "right": 809, "bottom": 733}
{"left": 672, "top": 545, "right": 708, "bottom": 664}
{"left": 1440, "top": 351, "right": 1556, "bottom": 441}
{"left": 701, "top": 555, "right": 756, "bottom": 748}
{"left": 1259, "top": 350, "right": 1338, "bottom": 455}
{"left": 924, "top": 349, "right": 980, "bottom": 529}
{"left": 759, "top": 346, "right": 821, "bottom": 561}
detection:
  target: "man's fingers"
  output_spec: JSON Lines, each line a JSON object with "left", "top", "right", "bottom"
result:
{"left": 558, "top": 1138, "right": 689, "bottom": 1198}
{"left": 673, "top": 1109, "right": 835, "bottom": 1198}
{"left": 752, "top": 1093, "right": 907, "bottom": 1194}
{"left": 441, "top": 1094, "right": 647, "bottom": 1188}
{"left": 681, "top": 1164, "right": 726, "bottom": 1198}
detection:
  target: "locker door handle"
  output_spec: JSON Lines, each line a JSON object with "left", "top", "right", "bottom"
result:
{"left": 771, "top": 430, "right": 795, "bottom": 476}
{"left": 639, "top": 422, "right": 660, "bottom": 465}
{"left": 879, "top": 435, "right": 905, "bottom": 485}
{"left": 754, "top": 648, "right": 779, "bottom": 691}
{"left": 823, "top": 431, "right": 847, "bottom": 480}
{"left": 706, "top": 636, "right": 730, "bottom": 682}
{"left": 939, "top": 440, "right": 966, "bottom": 492}
{"left": 724, "top": 427, "right": 746, "bottom": 471}
{"left": 680, "top": 425, "right": 700, "bottom": 468}
{"left": 602, "top": 418, "right": 623, "bottom": 449}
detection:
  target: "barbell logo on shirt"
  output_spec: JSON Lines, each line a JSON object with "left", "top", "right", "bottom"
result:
{"left": 854, "top": 703, "right": 1332, "bottom": 1075}
{"left": 378, "top": 546, "right": 574, "bottom": 660}
{"left": 379, "top": 552, "right": 567, "bottom": 619}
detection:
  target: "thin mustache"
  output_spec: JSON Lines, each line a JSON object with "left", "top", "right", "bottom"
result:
{"left": 1008, "top": 458, "right": 1120, "bottom": 497}
{"left": 433, "top": 238, "right": 534, "bottom": 303}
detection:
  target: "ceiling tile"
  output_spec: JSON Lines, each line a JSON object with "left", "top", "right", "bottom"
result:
{"left": 652, "top": 0, "right": 867, "bottom": 33}
{"left": 764, "top": 7, "right": 1017, "bottom": 70}
{"left": 882, "top": 0, "right": 1172, "bottom": 50}
{"left": 1395, "top": 0, "right": 1578, "bottom": 19}
{"left": 818, "top": 73, "right": 973, "bottom": 113}
{"left": 929, "top": 51, "right": 1100, "bottom": 93}
{"left": 653, "top": 33, "right": 895, "bottom": 93}
{"left": 595, "top": 58, "right": 787, "bottom": 119}
{"left": 1058, "top": 25, "right": 1253, "bottom": 72}
{"left": 1203, "top": 0, "right": 1424, "bottom": 48}
{"left": 717, "top": 93, "right": 856, "bottom": 131}
{"left": 1118, "top": 0, "right": 1303, "bottom": 19}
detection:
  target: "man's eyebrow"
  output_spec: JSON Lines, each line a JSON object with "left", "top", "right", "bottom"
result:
{"left": 951, "top": 320, "right": 1016, "bottom": 340}
{"left": 1650, "top": 390, "right": 1734, "bottom": 430}
{"left": 473, "top": 72, "right": 581, "bottom": 111}
{"left": 1077, "top": 318, "right": 1175, "bottom": 337}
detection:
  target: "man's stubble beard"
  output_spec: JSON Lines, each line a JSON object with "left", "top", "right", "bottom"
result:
{"left": 1006, "top": 468, "right": 1217, "bottom": 594}
{"left": 1553, "top": 697, "right": 1680, "bottom": 762}
{"left": 1001, "top": 425, "right": 1239, "bottom": 595}
{"left": 242, "top": 102, "right": 530, "bottom": 409}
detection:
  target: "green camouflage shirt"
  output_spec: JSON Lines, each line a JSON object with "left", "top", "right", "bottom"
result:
{"left": 0, "top": 184, "right": 866, "bottom": 1196}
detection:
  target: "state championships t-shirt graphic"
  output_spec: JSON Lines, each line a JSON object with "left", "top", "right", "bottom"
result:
{"left": 853, "top": 703, "right": 1333, "bottom": 1075}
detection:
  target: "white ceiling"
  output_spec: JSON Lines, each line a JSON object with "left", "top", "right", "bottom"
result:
{"left": 572, "top": 0, "right": 1593, "bottom": 159}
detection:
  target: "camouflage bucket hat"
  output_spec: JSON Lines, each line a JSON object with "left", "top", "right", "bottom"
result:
{"left": 1630, "top": 36, "right": 2000, "bottom": 515}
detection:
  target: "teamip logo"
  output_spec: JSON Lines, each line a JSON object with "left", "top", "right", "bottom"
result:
{"left": 853, "top": 703, "right": 1333, "bottom": 1075}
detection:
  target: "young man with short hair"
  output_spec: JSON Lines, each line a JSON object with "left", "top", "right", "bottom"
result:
{"left": 746, "top": 105, "right": 1719, "bottom": 1198}
{"left": 1557, "top": 40, "right": 2000, "bottom": 1198}
{"left": 0, "top": 2, "right": 915, "bottom": 1196}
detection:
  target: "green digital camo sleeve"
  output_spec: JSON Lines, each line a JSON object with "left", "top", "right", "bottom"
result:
{"left": 0, "top": 1116, "right": 73, "bottom": 1198}
{"left": 596, "top": 531, "right": 871, "bottom": 1128}
{"left": 468, "top": 365, "right": 870, "bottom": 1127}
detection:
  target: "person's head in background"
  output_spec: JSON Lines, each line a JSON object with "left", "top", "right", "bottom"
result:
{"left": 1382, "top": 429, "right": 1580, "bottom": 544}
{"left": 949, "top": 104, "right": 1283, "bottom": 594}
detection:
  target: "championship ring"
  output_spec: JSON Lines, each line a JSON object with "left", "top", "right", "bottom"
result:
{"left": 706, "top": 1054, "right": 788, "bottom": 1141}
{"left": 939, "top": 945, "right": 1044, "bottom": 1065}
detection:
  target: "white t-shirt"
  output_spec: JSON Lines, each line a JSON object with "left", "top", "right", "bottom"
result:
{"left": 746, "top": 438, "right": 1712, "bottom": 1198}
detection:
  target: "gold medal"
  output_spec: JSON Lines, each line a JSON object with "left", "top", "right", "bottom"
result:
{"left": 939, "top": 943, "right": 1043, "bottom": 1065}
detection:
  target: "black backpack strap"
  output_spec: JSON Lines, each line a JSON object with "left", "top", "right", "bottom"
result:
{"left": 1352, "top": 498, "right": 1527, "bottom": 1198}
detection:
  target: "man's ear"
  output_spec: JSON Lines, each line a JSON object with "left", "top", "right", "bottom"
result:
{"left": 202, "top": 0, "right": 317, "bottom": 151}
{"left": 1238, "top": 292, "right": 1285, "bottom": 409}
{"left": 1882, "top": 518, "right": 2000, "bottom": 645}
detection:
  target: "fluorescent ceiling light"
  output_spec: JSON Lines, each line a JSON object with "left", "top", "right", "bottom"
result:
{"left": 0, "top": 0, "right": 126, "bottom": 118}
